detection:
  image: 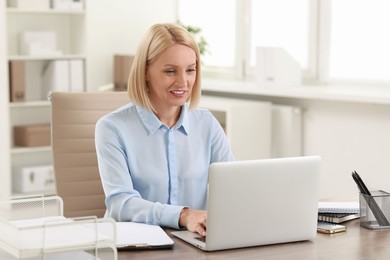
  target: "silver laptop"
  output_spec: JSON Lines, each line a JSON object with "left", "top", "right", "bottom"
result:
{"left": 171, "top": 156, "right": 321, "bottom": 251}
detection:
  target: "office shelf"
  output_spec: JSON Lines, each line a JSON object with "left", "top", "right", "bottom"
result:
{"left": 0, "top": 0, "right": 88, "bottom": 198}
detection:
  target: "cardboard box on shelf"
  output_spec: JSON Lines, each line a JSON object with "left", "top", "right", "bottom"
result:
{"left": 12, "top": 165, "right": 55, "bottom": 193}
{"left": 51, "top": 0, "right": 70, "bottom": 10}
{"left": 7, "top": 0, "right": 50, "bottom": 9}
{"left": 19, "top": 31, "right": 61, "bottom": 56}
{"left": 51, "top": 0, "right": 83, "bottom": 10}
{"left": 114, "top": 55, "right": 134, "bottom": 91}
{"left": 9, "top": 60, "right": 25, "bottom": 102}
{"left": 14, "top": 124, "right": 51, "bottom": 147}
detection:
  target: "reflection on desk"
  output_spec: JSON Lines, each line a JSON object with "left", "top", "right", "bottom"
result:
{"left": 118, "top": 220, "right": 390, "bottom": 260}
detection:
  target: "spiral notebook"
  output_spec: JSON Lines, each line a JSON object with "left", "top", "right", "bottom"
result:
{"left": 318, "top": 212, "right": 360, "bottom": 223}
{"left": 318, "top": 201, "right": 359, "bottom": 214}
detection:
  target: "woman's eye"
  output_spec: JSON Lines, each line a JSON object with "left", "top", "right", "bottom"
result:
{"left": 187, "top": 68, "right": 196, "bottom": 73}
{"left": 164, "top": 70, "right": 176, "bottom": 75}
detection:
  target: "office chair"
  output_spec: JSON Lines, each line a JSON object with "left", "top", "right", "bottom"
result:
{"left": 50, "top": 91, "right": 130, "bottom": 218}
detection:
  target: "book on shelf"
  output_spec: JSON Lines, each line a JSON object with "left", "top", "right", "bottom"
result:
{"left": 318, "top": 212, "right": 360, "bottom": 224}
{"left": 318, "top": 201, "right": 359, "bottom": 214}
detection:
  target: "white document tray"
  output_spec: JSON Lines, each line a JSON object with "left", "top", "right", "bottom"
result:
{"left": 0, "top": 195, "right": 117, "bottom": 259}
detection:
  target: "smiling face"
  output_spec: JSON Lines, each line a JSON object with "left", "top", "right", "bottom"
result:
{"left": 146, "top": 44, "right": 197, "bottom": 114}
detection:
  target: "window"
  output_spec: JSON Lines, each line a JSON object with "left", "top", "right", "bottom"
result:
{"left": 178, "top": 0, "right": 236, "bottom": 69}
{"left": 328, "top": 0, "right": 390, "bottom": 82}
{"left": 250, "top": 0, "right": 308, "bottom": 69}
{"left": 178, "top": 0, "right": 390, "bottom": 84}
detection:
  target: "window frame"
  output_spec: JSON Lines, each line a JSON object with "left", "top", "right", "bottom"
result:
{"left": 195, "top": 0, "right": 322, "bottom": 83}
{"left": 184, "top": 0, "right": 389, "bottom": 86}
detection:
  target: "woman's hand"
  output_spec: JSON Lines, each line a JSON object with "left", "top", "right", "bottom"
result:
{"left": 179, "top": 208, "right": 207, "bottom": 236}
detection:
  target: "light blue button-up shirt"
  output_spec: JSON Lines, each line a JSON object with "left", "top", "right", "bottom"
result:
{"left": 95, "top": 102, "right": 234, "bottom": 229}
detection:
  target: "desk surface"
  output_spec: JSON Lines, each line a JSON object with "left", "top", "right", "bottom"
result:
{"left": 118, "top": 220, "right": 390, "bottom": 260}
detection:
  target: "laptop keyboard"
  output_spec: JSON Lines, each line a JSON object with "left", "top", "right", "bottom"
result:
{"left": 195, "top": 236, "right": 206, "bottom": 242}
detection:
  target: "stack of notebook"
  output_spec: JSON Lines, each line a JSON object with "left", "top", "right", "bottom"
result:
{"left": 318, "top": 201, "right": 360, "bottom": 224}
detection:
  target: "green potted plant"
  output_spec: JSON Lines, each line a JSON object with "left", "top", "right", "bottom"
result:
{"left": 177, "top": 21, "right": 209, "bottom": 56}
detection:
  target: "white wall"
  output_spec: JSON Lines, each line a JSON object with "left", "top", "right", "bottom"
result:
{"left": 86, "top": 0, "right": 178, "bottom": 91}
{"left": 303, "top": 100, "right": 390, "bottom": 199}
{"left": 203, "top": 90, "right": 390, "bottom": 200}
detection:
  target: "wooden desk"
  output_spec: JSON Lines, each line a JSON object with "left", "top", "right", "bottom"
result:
{"left": 118, "top": 220, "right": 390, "bottom": 260}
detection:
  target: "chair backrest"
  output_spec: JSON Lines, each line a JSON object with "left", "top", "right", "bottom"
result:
{"left": 51, "top": 91, "right": 130, "bottom": 218}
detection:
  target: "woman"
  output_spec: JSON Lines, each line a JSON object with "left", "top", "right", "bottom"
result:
{"left": 95, "top": 23, "right": 234, "bottom": 236}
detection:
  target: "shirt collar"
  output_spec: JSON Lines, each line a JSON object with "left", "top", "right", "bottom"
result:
{"left": 136, "top": 104, "right": 190, "bottom": 135}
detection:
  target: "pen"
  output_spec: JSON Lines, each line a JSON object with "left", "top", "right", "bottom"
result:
{"left": 351, "top": 171, "right": 390, "bottom": 226}
{"left": 352, "top": 171, "right": 371, "bottom": 195}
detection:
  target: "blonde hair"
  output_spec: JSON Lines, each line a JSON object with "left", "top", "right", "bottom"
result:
{"left": 128, "top": 23, "right": 202, "bottom": 111}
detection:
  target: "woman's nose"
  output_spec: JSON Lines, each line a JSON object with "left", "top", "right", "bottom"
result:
{"left": 175, "top": 73, "right": 187, "bottom": 86}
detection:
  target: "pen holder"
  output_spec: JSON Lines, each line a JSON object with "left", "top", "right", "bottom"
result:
{"left": 360, "top": 190, "right": 390, "bottom": 229}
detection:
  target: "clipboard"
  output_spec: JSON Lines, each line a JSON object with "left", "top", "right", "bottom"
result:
{"left": 97, "top": 222, "right": 174, "bottom": 250}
